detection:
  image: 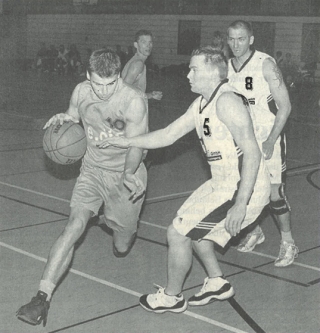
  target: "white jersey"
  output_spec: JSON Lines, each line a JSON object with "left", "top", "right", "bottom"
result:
{"left": 228, "top": 50, "right": 277, "bottom": 140}
{"left": 191, "top": 80, "right": 269, "bottom": 197}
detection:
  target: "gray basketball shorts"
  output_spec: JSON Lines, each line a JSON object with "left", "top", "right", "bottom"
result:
{"left": 70, "top": 162, "right": 147, "bottom": 233}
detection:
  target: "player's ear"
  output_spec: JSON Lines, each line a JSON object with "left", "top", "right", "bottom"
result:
{"left": 249, "top": 35, "right": 254, "bottom": 46}
{"left": 86, "top": 71, "right": 90, "bottom": 80}
{"left": 134, "top": 41, "right": 138, "bottom": 50}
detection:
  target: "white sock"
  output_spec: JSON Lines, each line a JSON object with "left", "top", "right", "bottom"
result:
{"left": 281, "top": 231, "right": 294, "bottom": 244}
{"left": 39, "top": 280, "right": 56, "bottom": 301}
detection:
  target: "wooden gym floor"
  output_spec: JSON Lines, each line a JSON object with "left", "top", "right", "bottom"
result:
{"left": 0, "top": 63, "right": 319, "bottom": 333}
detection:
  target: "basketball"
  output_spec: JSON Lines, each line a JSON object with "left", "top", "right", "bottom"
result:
{"left": 43, "top": 122, "right": 87, "bottom": 165}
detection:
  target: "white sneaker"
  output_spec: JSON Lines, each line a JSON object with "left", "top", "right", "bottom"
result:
{"left": 274, "top": 241, "right": 299, "bottom": 267}
{"left": 188, "top": 277, "right": 235, "bottom": 306}
{"left": 237, "top": 229, "right": 265, "bottom": 252}
{"left": 139, "top": 285, "right": 187, "bottom": 313}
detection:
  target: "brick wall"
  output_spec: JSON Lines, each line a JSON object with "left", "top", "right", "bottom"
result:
{"left": 22, "top": 14, "right": 320, "bottom": 70}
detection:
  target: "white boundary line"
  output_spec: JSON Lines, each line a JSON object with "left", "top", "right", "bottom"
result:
{"left": 1, "top": 163, "right": 320, "bottom": 272}
{"left": 0, "top": 181, "right": 70, "bottom": 203}
{"left": 0, "top": 241, "right": 248, "bottom": 333}
{"left": 249, "top": 250, "right": 320, "bottom": 272}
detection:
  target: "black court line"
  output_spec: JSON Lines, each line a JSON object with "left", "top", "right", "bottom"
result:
{"left": 255, "top": 244, "right": 320, "bottom": 272}
{"left": 307, "top": 277, "right": 320, "bottom": 285}
{"left": 228, "top": 298, "right": 266, "bottom": 333}
{"left": 306, "top": 169, "right": 320, "bottom": 190}
{"left": 0, "top": 217, "right": 67, "bottom": 233}
{"left": 214, "top": 259, "right": 309, "bottom": 287}
{"left": 145, "top": 163, "right": 320, "bottom": 205}
{"left": 47, "top": 304, "right": 140, "bottom": 333}
{"left": 1, "top": 192, "right": 316, "bottom": 288}
{"left": 138, "top": 235, "right": 309, "bottom": 287}
{"left": 0, "top": 194, "right": 68, "bottom": 218}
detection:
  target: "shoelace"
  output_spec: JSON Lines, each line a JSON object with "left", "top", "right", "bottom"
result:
{"left": 278, "top": 244, "right": 298, "bottom": 259}
{"left": 196, "top": 277, "right": 210, "bottom": 296}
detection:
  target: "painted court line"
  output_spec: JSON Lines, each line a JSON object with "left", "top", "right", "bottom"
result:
{"left": 1, "top": 173, "right": 320, "bottom": 272}
{"left": 0, "top": 240, "right": 248, "bottom": 333}
{"left": 0, "top": 181, "right": 70, "bottom": 203}
{"left": 249, "top": 250, "right": 320, "bottom": 272}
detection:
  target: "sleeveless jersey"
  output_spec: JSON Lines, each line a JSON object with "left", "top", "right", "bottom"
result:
{"left": 121, "top": 55, "right": 147, "bottom": 92}
{"left": 228, "top": 50, "right": 277, "bottom": 140}
{"left": 76, "top": 78, "right": 148, "bottom": 172}
{"left": 192, "top": 80, "right": 268, "bottom": 196}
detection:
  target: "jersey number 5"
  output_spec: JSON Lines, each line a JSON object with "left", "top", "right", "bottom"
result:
{"left": 203, "top": 118, "right": 211, "bottom": 136}
{"left": 245, "top": 76, "right": 253, "bottom": 90}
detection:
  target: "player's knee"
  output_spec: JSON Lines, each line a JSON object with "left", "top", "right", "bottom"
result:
{"left": 113, "top": 230, "right": 136, "bottom": 253}
{"left": 64, "top": 216, "right": 87, "bottom": 238}
{"left": 269, "top": 184, "right": 291, "bottom": 215}
{"left": 167, "top": 220, "right": 189, "bottom": 246}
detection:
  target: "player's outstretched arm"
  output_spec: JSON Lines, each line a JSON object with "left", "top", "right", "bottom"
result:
{"left": 122, "top": 97, "right": 148, "bottom": 200}
{"left": 98, "top": 106, "right": 195, "bottom": 150}
{"left": 262, "top": 58, "right": 291, "bottom": 159}
{"left": 43, "top": 84, "right": 81, "bottom": 129}
{"left": 217, "top": 93, "right": 262, "bottom": 236}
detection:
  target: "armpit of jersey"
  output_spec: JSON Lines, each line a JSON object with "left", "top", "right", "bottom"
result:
{"left": 234, "top": 92, "right": 249, "bottom": 106}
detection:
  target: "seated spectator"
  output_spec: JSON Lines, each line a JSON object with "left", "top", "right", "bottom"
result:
{"left": 34, "top": 42, "right": 48, "bottom": 71}
{"left": 212, "top": 30, "right": 230, "bottom": 59}
{"left": 275, "top": 50, "right": 284, "bottom": 68}
{"left": 282, "top": 52, "right": 297, "bottom": 86}
{"left": 68, "top": 44, "right": 82, "bottom": 75}
{"left": 55, "top": 44, "right": 69, "bottom": 75}
{"left": 79, "top": 48, "right": 92, "bottom": 76}
{"left": 46, "top": 45, "right": 58, "bottom": 73}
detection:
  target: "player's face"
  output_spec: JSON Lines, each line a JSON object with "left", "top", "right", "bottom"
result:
{"left": 187, "top": 55, "right": 216, "bottom": 96}
{"left": 87, "top": 72, "right": 119, "bottom": 100}
{"left": 227, "top": 27, "right": 254, "bottom": 58}
{"left": 134, "top": 35, "right": 153, "bottom": 57}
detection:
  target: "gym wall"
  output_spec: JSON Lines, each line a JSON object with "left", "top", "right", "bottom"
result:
{"left": 5, "top": 14, "right": 320, "bottom": 68}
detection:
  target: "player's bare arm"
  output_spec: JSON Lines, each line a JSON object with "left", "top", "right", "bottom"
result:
{"left": 262, "top": 58, "right": 291, "bottom": 159}
{"left": 122, "top": 96, "right": 148, "bottom": 200}
{"left": 98, "top": 105, "right": 195, "bottom": 150}
{"left": 217, "top": 92, "right": 262, "bottom": 236}
{"left": 122, "top": 60, "right": 144, "bottom": 85}
{"left": 43, "top": 84, "right": 81, "bottom": 129}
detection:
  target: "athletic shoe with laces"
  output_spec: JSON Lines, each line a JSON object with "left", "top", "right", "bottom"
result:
{"left": 139, "top": 285, "right": 187, "bottom": 313}
{"left": 188, "top": 277, "right": 235, "bottom": 306}
{"left": 237, "top": 229, "right": 265, "bottom": 252}
{"left": 16, "top": 291, "right": 50, "bottom": 327}
{"left": 274, "top": 241, "right": 299, "bottom": 267}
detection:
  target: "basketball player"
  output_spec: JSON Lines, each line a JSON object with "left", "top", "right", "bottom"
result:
{"left": 98, "top": 47, "right": 270, "bottom": 313}
{"left": 16, "top": 49, "right": 148, "bottom": 326}
{"left": 122, "top": 29, "right": 162, "bottom": 100}
{"left": 122, "top": 29, "right": 162, "bottom": 169}
{"left": 227, "top": 20, "right": 298, "bottom": 267}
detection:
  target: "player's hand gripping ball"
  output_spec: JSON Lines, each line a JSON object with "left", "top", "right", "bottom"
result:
{"left": 43, "top": 122, "right": 87, "bottom": 165}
